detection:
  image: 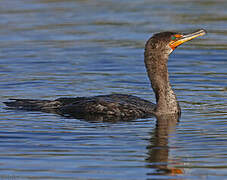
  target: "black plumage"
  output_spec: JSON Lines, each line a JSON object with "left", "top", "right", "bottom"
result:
{"left": 4, "top": 29, "right": 206, "bottom": 121}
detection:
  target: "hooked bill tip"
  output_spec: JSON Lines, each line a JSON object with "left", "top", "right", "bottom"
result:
{"left": 197, "top": 29, "right": 207, "bottom": 35}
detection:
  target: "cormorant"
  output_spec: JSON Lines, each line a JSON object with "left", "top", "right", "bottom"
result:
{"left": 4, "top": 29, "right": 206, "bottom": 120}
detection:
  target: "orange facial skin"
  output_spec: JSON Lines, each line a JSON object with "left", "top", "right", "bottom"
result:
{"left": 169, "top": 29, "right": 206, "bottom": 50}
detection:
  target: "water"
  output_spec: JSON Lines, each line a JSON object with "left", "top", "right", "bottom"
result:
{"left": 0, "top": 0, "right": 227, "bottom": 179}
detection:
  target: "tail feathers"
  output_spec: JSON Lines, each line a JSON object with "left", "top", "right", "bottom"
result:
{"left": 4, "top": 99, "right": 62, "bottom": 111}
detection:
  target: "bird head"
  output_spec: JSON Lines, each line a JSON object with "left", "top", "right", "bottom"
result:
{"left": 146, "top": 29, "right": 206, "bottom": 56}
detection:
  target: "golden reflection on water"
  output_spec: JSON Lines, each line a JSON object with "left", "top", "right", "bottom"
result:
{"left": 146, "top": 114, "right": 184, "bottom": 176}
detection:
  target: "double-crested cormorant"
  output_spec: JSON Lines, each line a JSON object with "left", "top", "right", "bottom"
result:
{"left": 4, "top": 29, "right": 206, "bottom": 120}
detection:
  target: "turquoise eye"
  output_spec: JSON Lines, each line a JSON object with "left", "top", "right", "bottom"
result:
{"left": 171, "top": 36, "right": 176, "bottom": 40}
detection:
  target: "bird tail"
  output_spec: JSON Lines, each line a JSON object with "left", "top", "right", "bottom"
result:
{"left": 3, "top": 99, "right": 61, "bottom": 112}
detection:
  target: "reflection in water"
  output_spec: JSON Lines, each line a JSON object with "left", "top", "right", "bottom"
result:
{"left": 146, "top": 114, "right": 184, "bottom": 176}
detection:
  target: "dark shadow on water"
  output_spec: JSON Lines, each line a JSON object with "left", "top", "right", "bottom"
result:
{"left": 65, "top": 112, "right": 185, "bottom": 177}
{"left": 4, "top": 105, "right": 154, "bottom": 122}
{"left": 146, "top": 114, "right": 184, "bottom": 178}
{"left": 4, "top": 105, "right": 184, "bottom": 178}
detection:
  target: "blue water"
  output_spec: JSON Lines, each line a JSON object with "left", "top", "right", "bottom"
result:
{"left": 0, "top": 0, "right": 227, "bottom": 179}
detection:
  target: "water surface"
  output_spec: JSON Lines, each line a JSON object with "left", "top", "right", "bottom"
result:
{"left": 0, "top": 0, "right": 227, "bottom": 179}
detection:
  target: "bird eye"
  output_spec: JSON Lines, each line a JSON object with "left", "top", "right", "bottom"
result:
{"left": 171, "top": 36, "right": 176, "bottom": 40}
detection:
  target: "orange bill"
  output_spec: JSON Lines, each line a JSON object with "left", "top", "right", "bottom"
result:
{"left": 169, "top": 29, "right": 206, "bottom": 50}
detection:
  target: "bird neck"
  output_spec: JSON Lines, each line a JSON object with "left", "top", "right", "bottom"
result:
{"left": 144, "top": 51, "right": 180, "bottom": 115}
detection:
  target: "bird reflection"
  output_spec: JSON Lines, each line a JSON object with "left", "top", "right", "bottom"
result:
{"left": 146, "top": 114, "right": 184, "bottom": 176}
